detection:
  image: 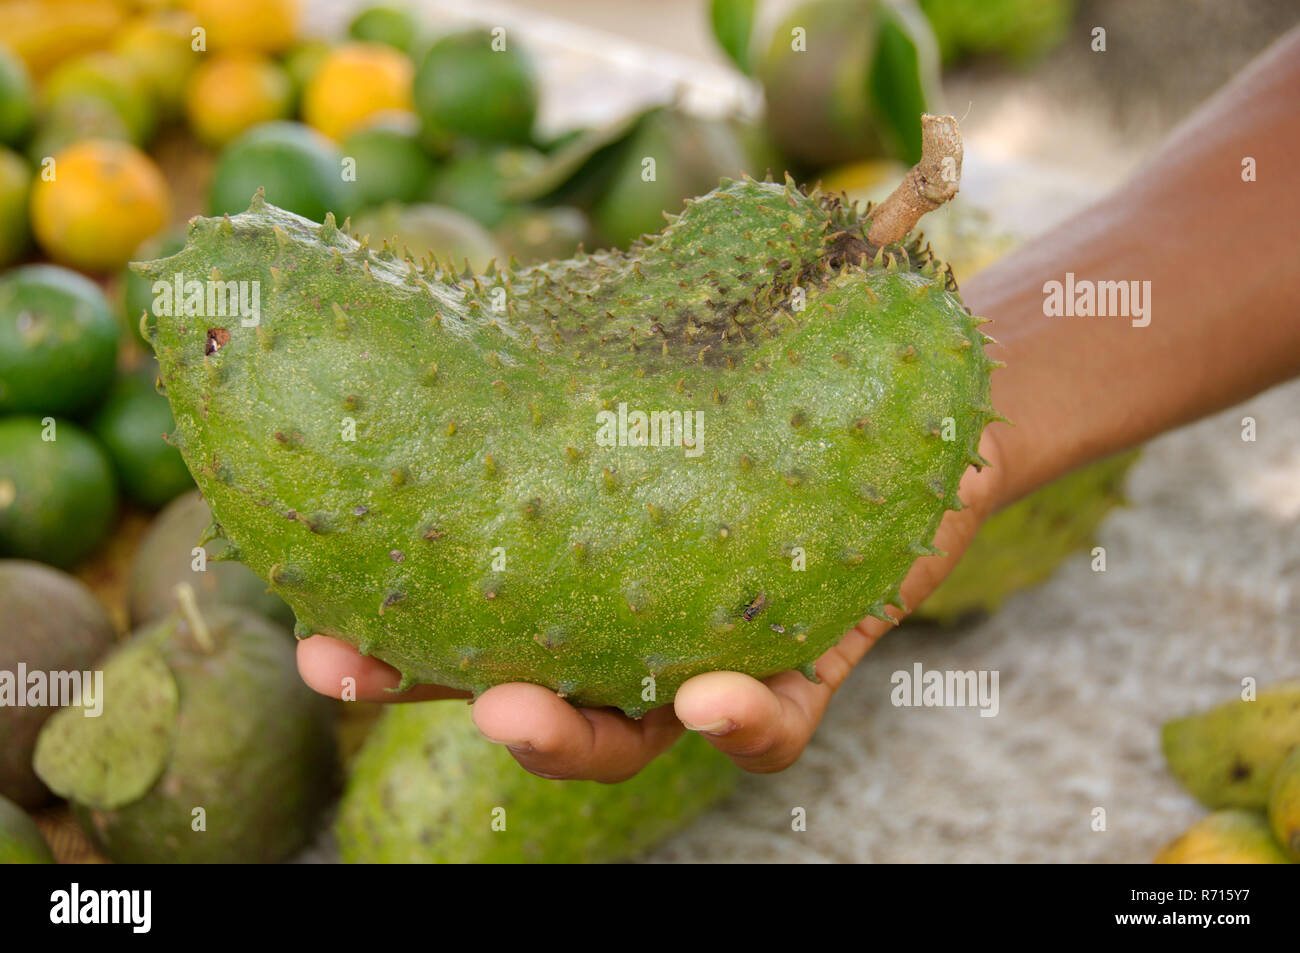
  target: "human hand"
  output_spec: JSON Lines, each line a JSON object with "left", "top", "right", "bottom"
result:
{"left": 298, "top": 426, "right": 1008, "bottom": 781}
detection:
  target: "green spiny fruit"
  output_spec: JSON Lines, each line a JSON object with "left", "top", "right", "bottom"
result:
{"left": 1268, "top": 747, "right": 1300, "bottom": 860}
{"left": 1162, "top": 681, "right": 1300, "bottom": 810}
{"left": 0, "top": 560, "right": 117, "bottom": 808}
{"left": 335, "top": 701, "right": 737, "bottom": 863}
{"left": 916, "top": 449, "right": 1138, "bottom": 623}
{"left": 1154, "top": 809, "right": 1292, "bottom": 865}
{"left": 139, "top": 117, "right": 995, "bottom": 716}
{"left": 33, "top": 589, "right": 337, "bottom": 863}
{"left": 0, "top": 793, "right": 54, "bottom": 864}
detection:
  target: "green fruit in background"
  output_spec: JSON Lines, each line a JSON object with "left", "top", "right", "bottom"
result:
{"left": 349, "top": 202, "right": 502, "bottom": 273}
{"left": 1155, "top": 809, "right": 1291, "bottom": 864}
{"left": 336, "top": 702, "right": 737, "bottom": 862}
{"left": 0, "top": 44, "right": 35, "bottom": 147}
{"left": 340, "top": 115, "right": 436, "bottom": 209}
{"left": 40, "top": 52, "right": 155, "bottom": 146}
{"left": 920, "top": 0, "right": 1074, "bottom": 66}
{"left": 112, "top": 11, "right": 199, "bottom": 119}
{"left": 348, "top": 4, "right": 421, "bottom": 54}
{"left": 34, "top": 596, "right": 337, "bottom": 863}
{"left": 121, "top": 228, "right": 185, "bottom": 344}
{"left": 1163, "top": 681, "right": 1300, "bottom": 810}
{"left": 283, "top": 39, "right": 334, "bottom": 106}
{"left": 24, "top": 94, "right": 134, "bottom": 164}
{"left": 90, "top": 366, "right": 194, "bottom": 509}
{"left": 137, "top": 161, "right": 995, "bottom": 715}
{"left": 129, "top": 490, "right": 294, "bottom": 628}
{"left": 504, "top": 109, "right": 646, "bottom": 211}
{"left": 494, "top": 205, "right": 589, "bottom": 265}
{"left": 208, "top": 121, "right": 350, "bottom": 222}
{"left": 427, "top": 145, "right": 544, "bottom": 229}
{"left": 508, "top": 108, "right": 774, "bottom": 250}
{"left": 0, "top": 417, "right": 117, "bottom": 569}
{"left": 710, "top": 0, "right": 759, "bottom": 74}
{"left": 1268, "top": 747, "right": 1300, "bottom": 860}
{"left": 413, "top": 29, "right": 538, "bottom": 148}
{"left": 916, "top": 450, "right": 1138, "bottom": 623}
{"left": 757, "top": 0, "right": 940, "bottom": 169}
{"left": 0, "top": 794, "right": 53, "bottom": 863}
{"left": 0, "top": 146, "right": 32, "bottom": 267}
{"left": 0, "top": 264, "right": 120, "bottom": 417}
{"left": 589, "top": 108, "right": 770, "bottom": 248}
{"left": 0, "top": 560, "right": 117, "bottom": 808}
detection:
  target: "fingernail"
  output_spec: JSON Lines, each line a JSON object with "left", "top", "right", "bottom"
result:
{"left": 683, "top": 719, "right": 734, "bottom": 736}
{"left": 476, "top": 730, "right": 532, "bottom": 752}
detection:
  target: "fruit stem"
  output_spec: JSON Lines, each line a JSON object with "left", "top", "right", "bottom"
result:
{"left": 173, "top": 583, "right": 215, "bottom": 654}
{"left": 866, "top": 114, "right": 964, "bottom": 247}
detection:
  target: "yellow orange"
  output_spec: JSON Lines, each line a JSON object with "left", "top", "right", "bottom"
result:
{"left": 113, "top": 11, "right": 200, "bottom": 116}
{"left": 188, "top": 0, "right": 297, "bottom": 55}
{"left": 30, "top": 139, "right": 170, "bottom": 272}
{"left": 302, "top": 42, "right": 413, "bottom": 141}
{"left": 185, "top": 52, "right": 292, "bottom": 147}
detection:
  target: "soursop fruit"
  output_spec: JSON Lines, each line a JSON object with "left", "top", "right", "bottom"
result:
{"left": 336, "top": 701, "right": 737, "bottom": 863}
{"left": 138, "top": 116, "right": 996, "bottom": 716}
{"left": 32, "top": 590, "right": 338, "bottom": 863}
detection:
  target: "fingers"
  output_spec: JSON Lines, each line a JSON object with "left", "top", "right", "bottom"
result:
{"left": 670, "top": 613, "right": 892, "bottom": 773}
{"left": 296, "top": 634, "right": 469, "bottom": 703}
{"left": 471, "top": 682, "right": 684, "bottom": 782}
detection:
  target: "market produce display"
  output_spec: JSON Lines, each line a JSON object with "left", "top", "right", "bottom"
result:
{"left": 32, "top": 590, "right": 338, "bottom": 863}
{"left": 0, "top": 0, "right": 1287, "bottom": 871}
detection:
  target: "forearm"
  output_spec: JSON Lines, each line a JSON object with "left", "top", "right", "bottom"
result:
{"left": 965, "top": 26, "right": 1300, "bottom": 509}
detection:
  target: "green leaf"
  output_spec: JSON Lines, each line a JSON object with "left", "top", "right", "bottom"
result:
{"left": 710, "top": 0, "right": 759, "bottom": 74}
{"left": 868, "top": 16, "right": 931, "bottom": 165}
{"left": 32, "top": 641, "right": 178, "bottom": 810}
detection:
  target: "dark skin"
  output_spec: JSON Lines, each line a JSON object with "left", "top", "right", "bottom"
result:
{"left": 298, "top": 27, "right": 1300, "bottom": 781}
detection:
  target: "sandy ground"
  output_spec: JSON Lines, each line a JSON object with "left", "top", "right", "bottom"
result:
{"left": 298, "top": 0, "right": 1300, "bottom": 862}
